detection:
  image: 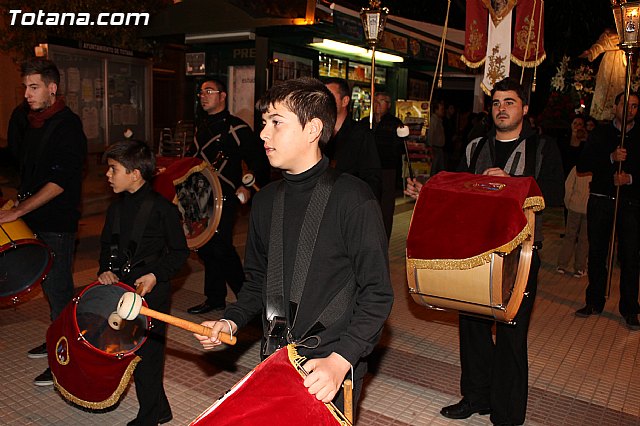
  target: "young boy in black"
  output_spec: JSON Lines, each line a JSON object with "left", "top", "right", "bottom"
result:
{"left": 98, "top": 140, "right": 189, "bottom": 426}
{"left": 194, "top": 77, "right": 394, "bottom": 418}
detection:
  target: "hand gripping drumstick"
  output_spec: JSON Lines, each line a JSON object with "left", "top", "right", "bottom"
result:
{"left": 112, "top": 292, "right": 237, "bottom": 345}
{"left": 241, "top": 173, "right": 260, "bottom": 192}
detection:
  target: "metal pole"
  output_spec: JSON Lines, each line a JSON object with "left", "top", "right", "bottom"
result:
{"left": 369, "top": 45, "right": 376, "bottom": 130}
{"left": 605, "top": 48, "right": 634, "bottom": 298}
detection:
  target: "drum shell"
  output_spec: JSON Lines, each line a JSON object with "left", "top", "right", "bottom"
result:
{"left": 0, "top": 219, "right": 53, "bottom": 307}
{"left": 47, "top": 282, "right": 149, "bottom": 408}
{"left": 407, "top": 208, "right": 534, "bottom": 323}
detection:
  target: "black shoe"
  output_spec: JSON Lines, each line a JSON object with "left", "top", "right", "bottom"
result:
{"left": 440, "top": 399, "right": 491, "bottom": 420}
{"left": 575, "top": 305, "right": 603, "bottom": 318}
{"left": 127, "top": 412, "right": 173, "bottom": 425}
{"left": 34, "top": 368, "right": 53, "bottom": 386}
{"left": 187, "top": 302, "right": 225, "bottom": 315}
{"left": 624, "top": 314, "right": 640, "bottom": 331}
{"left": 27, "top": 342, "right": 47, "bottom": 359}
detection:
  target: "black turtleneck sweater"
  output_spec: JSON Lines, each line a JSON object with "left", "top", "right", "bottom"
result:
{"left": 225, "top": 156, "right": 394, "bottom": 366}
{"left": 98, "top": 183, "right": 189, "bottom": 308}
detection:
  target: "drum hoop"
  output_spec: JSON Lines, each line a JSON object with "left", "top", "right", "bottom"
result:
{"left": 173, "top": 163, "right": 223, "bottom": 249}
{"left": 0, "top": 238, "right": 53, "bottom": 308}
{"left": 73, "top": 281, "right": 149, "bottom": 357}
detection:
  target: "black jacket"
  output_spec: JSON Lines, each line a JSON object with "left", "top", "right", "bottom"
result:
{"left": 224, "top": 157, "right": 394, "bottom": 366}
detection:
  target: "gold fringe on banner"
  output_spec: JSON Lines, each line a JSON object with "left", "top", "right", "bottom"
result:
{"left": 511, "top": 53, "right": 547, "bottom": 68}
{"left": 53, "top": 356, "right": 141, "bottom": 410}
{"left": 460, "top": 55, "right": 485, "bottom": 69}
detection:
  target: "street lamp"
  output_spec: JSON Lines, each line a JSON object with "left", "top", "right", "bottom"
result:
{"left": 606, "top": 0, "right": 640, "bottom": 295}
{"left": 360, "top": 0, "right": 389, "bottom": 129}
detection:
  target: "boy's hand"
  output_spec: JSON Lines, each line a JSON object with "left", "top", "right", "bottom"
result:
{"left": 194, "top": 320, "right": 237, "bottom": 349}
{"left": 98, "top": 271, "right": 119, "bottom": 285}
{"left": 303, "top": 352, "right": 351, "bottom": 403}
{"left": 133, "top": 273, "right": 157, "bottom": 296}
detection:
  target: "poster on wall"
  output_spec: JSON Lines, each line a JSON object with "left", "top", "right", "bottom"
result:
{"left": 228, "top": 65, "right": 256, "bottom": 130}
{"left": 186, "top": 53, "right": 206, "bottom": 76}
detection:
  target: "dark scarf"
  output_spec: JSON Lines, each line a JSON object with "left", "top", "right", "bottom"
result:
{"left": 27, "top": 98, "right": 66, "bottom": 128}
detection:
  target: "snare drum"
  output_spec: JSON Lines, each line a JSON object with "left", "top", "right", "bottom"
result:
{"left": 154, "top": 157, "right": 223, "bottom": 249}
{"left": 406, "top": 172, "right": 545, "bottom": 323}
{"left": 0, "top": 217, "right": 53, "bottom": 307}
{"left": 47, "top": 281, "right": 150, "bottom": 409}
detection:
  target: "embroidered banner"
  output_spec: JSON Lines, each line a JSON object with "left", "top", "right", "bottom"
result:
{"left": 481, "top": 10, "right": 512, "bottom": 94}
{"left": 462, "top": 0, "right": 489, "bottom": 67}
{"left": 512, "top": 0, "right": 546, "bottom": 67}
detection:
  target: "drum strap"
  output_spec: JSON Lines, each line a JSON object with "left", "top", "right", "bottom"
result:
{"left": 109, "top": 191, "right": 159, "bottom": 277}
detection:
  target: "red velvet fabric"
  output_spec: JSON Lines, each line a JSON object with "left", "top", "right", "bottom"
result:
{"left": 153, "top": 157, "right": 205, "bottom": 202}
{"left": 407, "top": 172, "right": 542, "bottom": 261}
{"left": 47, "top": 282, "right": 144, "bottom": 408}
{"left": 190, "top": 346, "right": 343, "bottom": 426}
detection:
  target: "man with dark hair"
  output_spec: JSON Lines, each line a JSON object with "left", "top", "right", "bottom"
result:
{"left": 406, "top": 77, "right": 563, "bottom": 426}
{"left": 575, "top": 91, "right": 640, "bottom": 330}
{"left": 324, "top": 77, "right": 381, "bottom": 199}
{"left": 0, "top": 58, "right": 87, "bottom": 386}
{"left": 187, "top": 78, "right": 270, "bottom": 314}
{"left": 194, "top": 77, "right": 393, "bottom": 420}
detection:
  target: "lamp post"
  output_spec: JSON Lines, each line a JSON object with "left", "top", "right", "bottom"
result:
{"left": 606, "top": 0, "right": 640, "bottom": 296}
{"left": 360, "top": 0, "right": 389, "bottom": 129}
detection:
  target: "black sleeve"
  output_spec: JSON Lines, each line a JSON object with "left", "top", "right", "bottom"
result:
{"left": 148, "top": 201, "right": 190, "bottom": 283}
{"left": 537, "top": 138, "right": 565, "bottom": 207}
{"left": 354, "top": 126, "right": 382, "bottom": 199}
{"left": 238, "top": 125, "right": 271, "bottom": 188}
{"left": 98, "top": 203, "right": 116, "bottom": 275}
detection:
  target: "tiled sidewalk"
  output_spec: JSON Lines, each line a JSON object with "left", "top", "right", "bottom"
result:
{"left": 1, "top": 203, "right": 640, "bottom": 425}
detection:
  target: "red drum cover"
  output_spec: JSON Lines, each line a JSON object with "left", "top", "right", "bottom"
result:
{"left": 191, "top": 345, "right": 351, "bottom": 426}
{"left": 46, "top": 282, "right": 148, "bottom": 409}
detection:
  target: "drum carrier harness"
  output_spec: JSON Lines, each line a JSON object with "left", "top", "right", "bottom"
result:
{"left": 263, "top": 169, "right": 357, "bottom": 359}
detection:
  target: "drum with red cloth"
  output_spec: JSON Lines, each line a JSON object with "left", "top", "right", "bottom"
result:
{"left": 153, "top": 157, "right": 223, "bottom": 249}
{"left": 406, "top": 172, "right": 545, "bottom": 323}
{"left": 190, "top": 345, "right": 352, "bottom": 426}
{"left": 0, "top": 200, "right": 53, "bottom": 307}
{"left": 47, "top": 281, "right": 149, "bottom": 409}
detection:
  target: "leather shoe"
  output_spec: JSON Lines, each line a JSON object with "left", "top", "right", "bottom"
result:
{"left": 624, "top": 314, "right": 640, "bottom": 331}
{"left": 187, "top": 302, "right": 225, "bottom": 315}
{"left": 440, "top": 398, "right": 491, "bottom": 419}
{"left": 575, "top": 305, "right": 603, "bottom": 318}
{"left": 127, "top": 412, "right": 172, "bottom": 425}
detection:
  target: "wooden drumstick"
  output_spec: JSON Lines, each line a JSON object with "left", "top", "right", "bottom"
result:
{"left": 108, "top": 284, "right": 144, "bottom": 331}
{"left": 116, "top": 292, "right": 236, "bottom": 345}
{"left": 241, "top": 173, "right": 260, "bottom": 192}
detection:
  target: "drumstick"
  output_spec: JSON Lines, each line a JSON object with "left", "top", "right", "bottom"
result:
{"left": 115, "top": 292, "right": 236, "bottom": 345}
{"left": 108, "top": 285, "right": 145, "bottom": 331}
{"left": 1, "top": 200, "right": 14, "bottom": 210}
{"left": 241, "top": 173, "right": 260, "bottom": 192}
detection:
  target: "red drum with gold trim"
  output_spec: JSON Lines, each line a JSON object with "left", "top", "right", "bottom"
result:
{"left": 191, "top": 345, "right": 352, "bottom": 426}
{"left": 406, "top": 172, "right": 545, "bottom": 323}
{"left": 154, "top": 157, "right": 223, "bottom": 249}
{"left": 0, "top": 201, "right": 53, "bottom": 307}
{"left": 46, "top": 281, "right": 150, "bottom": 409}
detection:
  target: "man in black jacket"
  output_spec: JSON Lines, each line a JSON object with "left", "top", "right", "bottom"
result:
{"left": 324, "top": 77, "right": 381, "bottom": 199}
{"left": 575, "top": 92, "right": 640, "bottom": 330}
{"left": 0, "top": 59, "right": 87, "bottom": 386}
{"left": 194, "top": 77, "right": 393, "bottom": 418}
{"left": 187, "top": 78, "right": 270, "bottom": 314}
{"left": 406, "top": 78, "right": 563, "bottom": 426}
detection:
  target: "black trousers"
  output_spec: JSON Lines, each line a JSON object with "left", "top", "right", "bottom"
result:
{"left": 584, "top": 196, "right": 615, "bottom": 310}
{"left": 617, "top": 200, "right": 640, "bottom": 316}
{"left": 195, "top": 195, "right": 244, "bottom": 305}
{"left": 459, "top": 250, "right": 540, "bottom": 425}
{"left": 133, "top": 285, "right": 171, "bottom": 425}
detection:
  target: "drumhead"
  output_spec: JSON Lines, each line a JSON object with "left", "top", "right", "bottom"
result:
{"left": 0, "top": 239, "right": 52, "bottom": 307}
{"left": 174, "top": 165, "right": 223, "bottom": 249}
{"left": 75, "top": 283, "right": 148, "bottom": 356}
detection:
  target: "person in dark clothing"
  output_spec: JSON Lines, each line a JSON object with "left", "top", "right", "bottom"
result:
{"left": 406, "top": 78, "right": 564, "bottom": 426}
{"left": 187, "top": 78, "right": 270, "bottom": 315}
{"left": 98, "top": 140, "right": 189, "bottom": 426}
{"left": 575, "top": 92, "right": 640, "bottom": 330}
{"left": 0, "top": 59, "right": 87, "bottom": 386}
{"left": 364, "top": 91, "right": 404, "bottom": 240}
{"left": 194, "top": 77, "right": 394, "bottom": 419}
{"left": 324, "top": 77, "right": 381, "bottom": 199}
